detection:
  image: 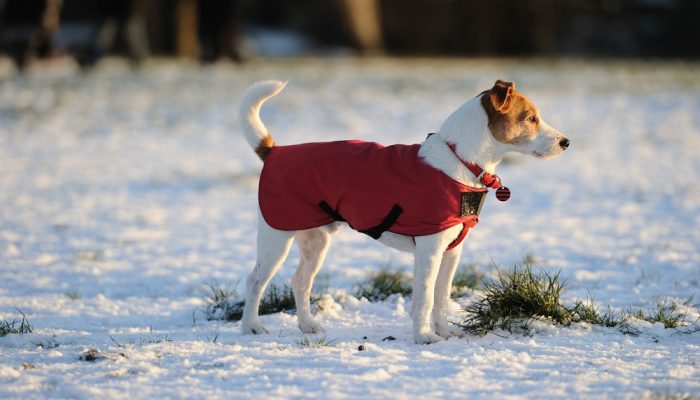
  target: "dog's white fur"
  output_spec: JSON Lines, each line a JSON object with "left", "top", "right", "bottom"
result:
{"left": 238, "top": 81, "right": 567, "bottom": 344}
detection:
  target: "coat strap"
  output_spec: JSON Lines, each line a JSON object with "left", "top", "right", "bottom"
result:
{"left": 318, "top": 201, "right": 345, "bottom": 222}
{"left": 318, "top": 201, "right": 403, "bottom": 240}
{"left": 359, "top": 204, "right": 403, "bottom": 239}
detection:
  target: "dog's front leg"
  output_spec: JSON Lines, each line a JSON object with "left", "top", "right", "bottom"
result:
{"left": 432, "top": 241, "right": 465, "bottom": 339}
{"left": 412, "top": 227, "right": 461, "bottom": 344}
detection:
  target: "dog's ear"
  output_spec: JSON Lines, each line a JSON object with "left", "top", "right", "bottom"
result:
{"left": 489, "top": 80, "right": 515, "bottom": 112}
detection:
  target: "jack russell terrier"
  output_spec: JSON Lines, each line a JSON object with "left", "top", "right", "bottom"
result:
{"left": 237, "top": 80, "right": 569, "bottom": 344}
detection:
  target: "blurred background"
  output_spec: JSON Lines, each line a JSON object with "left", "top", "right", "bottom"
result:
{"left": 1, "top": 0, "right": 699, "bottom": 68}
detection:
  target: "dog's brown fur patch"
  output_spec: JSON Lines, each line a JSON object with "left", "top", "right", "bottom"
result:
{"left": 255, "top": 135, "right": 276, "bottom": 161}
{"left": 481, "top": 80, "right": 540, "bottom": 145}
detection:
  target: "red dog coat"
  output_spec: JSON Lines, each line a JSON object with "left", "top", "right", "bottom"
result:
{"left": 258, "top": 140, "right": 486, "bottom": 251}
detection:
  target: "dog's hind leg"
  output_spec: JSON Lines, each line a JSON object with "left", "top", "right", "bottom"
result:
{"left": 432, "top": 241, "right": 465, "bottom": 339}
{"left": 292, "top": 227, "right": 331, "bottom": 334}
{"left": 241, "top": 213, "right": 295, "bottom": 335}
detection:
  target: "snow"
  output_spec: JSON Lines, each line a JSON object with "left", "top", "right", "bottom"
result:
{"left": 1, "top": 57, "right": 699, "bottom": 398}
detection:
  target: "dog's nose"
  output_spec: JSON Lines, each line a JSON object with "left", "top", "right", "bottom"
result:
{"left": 559, "top": 138, "right": 570, "bottom": 150}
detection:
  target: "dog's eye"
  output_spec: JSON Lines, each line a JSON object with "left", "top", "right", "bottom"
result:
{"left": 528, "top": 115, "right": 537, "bottom": 124}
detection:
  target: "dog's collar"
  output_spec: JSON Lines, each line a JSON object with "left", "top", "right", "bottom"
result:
{"left": 449, "top": 143, "right": 511, "bottom": 201}
{"left": 427, "top": 133, "right": 511, "bottom": 201}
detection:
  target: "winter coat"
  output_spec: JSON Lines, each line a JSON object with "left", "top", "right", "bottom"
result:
{"left": 258, "top": 140, "right": 486, "bottom": 251}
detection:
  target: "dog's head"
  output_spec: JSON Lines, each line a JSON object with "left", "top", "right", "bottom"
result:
{"left": 480, "top": 80, "right": 569, "bottom": 159}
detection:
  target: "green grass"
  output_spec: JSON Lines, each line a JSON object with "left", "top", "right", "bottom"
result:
{"left": 571, "top": 296, "right": 621, "bottom": 327}
{"left": 572, "top": 298, "right": 687, "bottom": 331}
{"left": 648, "top": 392, "right": 694, "bottom": 400}
{"left": 202, "top": 280, "right": 309, "bottom": 322}
{"left": 296, "top": 335, "right": 336, "bottom": 348}
{"left": 258, "top": 283, "right": 297, "bottom": 317}
{"left": 0, "top": 309, "right": 33, "bottom": 337}
{"left": 460, "top": 266, "right": 572, "bottom": 334}
{"left": 460, "top": 265, "right": 692, "bottom": 336}
{"left": 201, "top": 280, "right": 242, "bottom": 321}
{"left": 203, "top": 281, "right": 239, "bottom": 304}
{"left": 110, "top": 334, "right": 172, "bottom": 347}
{"left": 354, "top": 268, "right": 412, "bottom": 301}
{"left": 198, "top": 267, "right": 691, "bottom": 336}
{"left": 632, "top": 300, "right": 687, "bottom": 329}
{"left": 451, "top": 264, "right": 484, "bottom": 297}
{"left": 65, "top": 289, "right": 81, "bottom": 300}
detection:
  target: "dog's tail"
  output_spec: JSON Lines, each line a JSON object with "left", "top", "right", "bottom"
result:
{"left": 238, "top": 80, "right": 287, "bottom": 161}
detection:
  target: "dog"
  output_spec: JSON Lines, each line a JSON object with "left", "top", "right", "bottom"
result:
{"left": 237, "top": 80, "right": 569, "bottom": 344}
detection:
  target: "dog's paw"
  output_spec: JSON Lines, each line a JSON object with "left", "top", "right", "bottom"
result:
{"left": 435, "top": 324, "right": 465, "bottom": 339}
{"left": 413, "top": 331, "right": 444, "bottom": 345}
{"left": 298, "top": 317, "right": 325, "bottom": 334}
{"left": 241, "top": 320, "right": 269, "bottom": 335}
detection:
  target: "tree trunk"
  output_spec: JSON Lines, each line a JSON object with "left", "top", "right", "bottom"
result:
{"left": 175, "top": 0, "right": 198, "bottom": 58}
{"left": 337, "top": 0, "right": 383, "bottom": 54}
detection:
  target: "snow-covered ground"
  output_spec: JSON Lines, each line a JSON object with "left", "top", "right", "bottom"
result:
{"left": 1, "top": 57, "right": 699, "bottom": 399}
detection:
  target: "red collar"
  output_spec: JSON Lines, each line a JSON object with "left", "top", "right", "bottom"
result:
{"left": 447, "top": 142, "right": 510, "bottom": 201}
{"left": 445, "top": 143, "right": 500, "bottom": 188}
{"left": 424, "top": 133, "right": 510, "bottom": 201}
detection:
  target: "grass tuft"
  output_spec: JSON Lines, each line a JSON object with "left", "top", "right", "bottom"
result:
{"left": 461, "top": 265, "right": 692, "bottom": 336}
{"left": 460, "top": 266, "right": 571, "bottom": 334}
{"left": 202, "top": 280, "right": 307, "bottom": 322}
{"left": 259, "top": 283, "right": 297, "bottom": 316}
{"left": 204, "top": 281, "right": 239, "bottom": 304}
{"left": 633, "top": 300, "right": 687, "bottom": 329}
{"left": 354, "top": 269, "right": 412, "bottom": 301}
{"left": 571, "top": 296, "right": 621, "bottom": 327}
{"left": 649, "top": 391, "right": 694, "bottom": 400}
{"left": 0, "top": 309, "right": 33, "bottom": 337}
{"left": 297, "top": 335, "right": 336, "bottom": 348}
{"left": 65, "top": 289, "right": 81, "bottom": 300}
{"left": 451, "top": 264, "right": 484, "bottom": 297}
{"left": 201, "top": 281, "right": 243, "bottom": 321}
